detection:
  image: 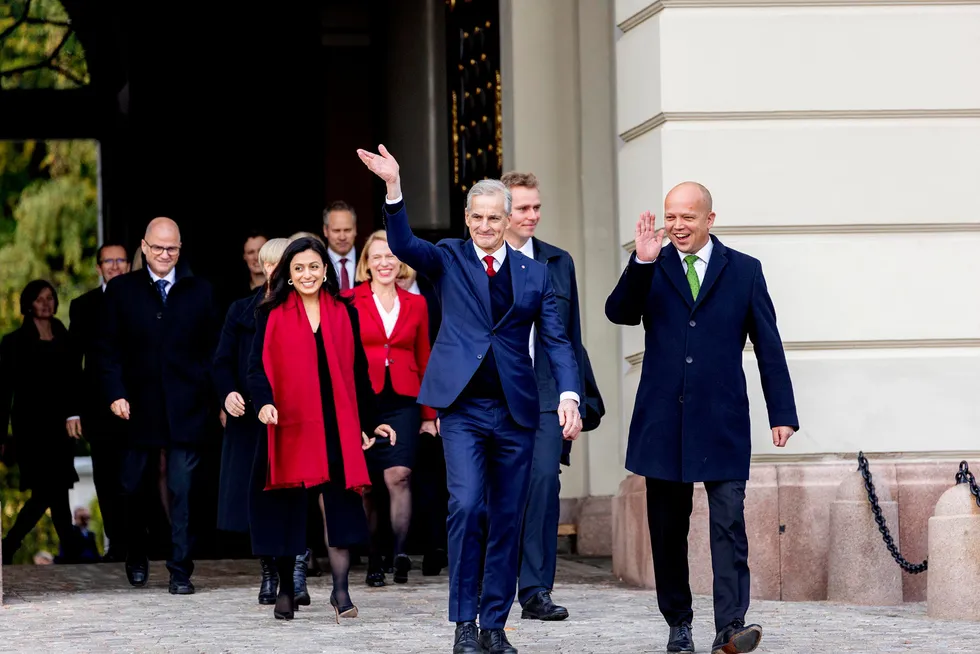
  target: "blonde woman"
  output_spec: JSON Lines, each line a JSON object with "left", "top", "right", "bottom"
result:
{"left": 213, "top": 238, "right": 291, "bottom": 605}
{"left": 350, "top": 230, "right": 437, "bottom": 586}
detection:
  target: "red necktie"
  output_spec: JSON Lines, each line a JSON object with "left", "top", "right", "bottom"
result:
{"left": 340, "top": 258, "right": 350, "bottom": 290}
{"left": 483, "top": 255, "right": 497, "bottom": 278}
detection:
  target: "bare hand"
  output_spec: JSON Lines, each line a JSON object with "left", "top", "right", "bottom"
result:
{"left": 557, "top": 399, "right": 583, "bottom": 441}
{"left": 772, "top": 426, "right": 794, "bottom": 447}
{"left": 375, "top": 423, "right": 397, "bottom": 445}
{"left": 66, "top": 418, "right": 83, "bottom": 439}
{"left": 219, "top": 410, "right": 227, "bottom": 428}
{"left": 110, "top": 398, "right": 130, "bottom": 420}
{"left": 224, "top": 391, "right": 246, "bottom": 417}
{"left": 258, "top": 404, "right": 278, "bottom": 425}
{"left": 420, "top": 420, "right": 437, "bottom": 437}
{"left": 436, "top": 418, "right": 440, "bottom": 434}
{"left": 634, "top": 211, "right": 666, "bottom": 263}
{"left": 362, "top": 432, "right": 376, "bottom": 450}
{"left": 356, "top": 144, "right": 402, "bottom": 199}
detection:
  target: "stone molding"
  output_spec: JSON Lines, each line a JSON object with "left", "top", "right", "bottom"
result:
{"left": 619, "top": 109, "right": 980, "bottom": 142}
{"left": 618, "top": 0, "right": 980, "bottom": 33}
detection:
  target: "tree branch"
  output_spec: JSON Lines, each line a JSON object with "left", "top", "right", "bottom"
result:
{"left": 25, "top": 17, "right": 71, "bottom": 28}
{"left": 0, "top": 0, "right": 33, "bottom": 41}
{"left": 50, "top": 63, "right": 85, "bottom": 87}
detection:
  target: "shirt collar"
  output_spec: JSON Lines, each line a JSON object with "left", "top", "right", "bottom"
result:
{"left": 329, "top": 248, "right": 355, "bottom": 265}
{"left": 147, "top": 268, "right": 176, "bottom": 286}
{"left": 513, "top": 238, "right": 534, "bottom": 260}
{"left": 677, "top": 237, "right": 714, "bottom": 265}
{"left": 473, "top": 241, "right": 508, "bottom": 266}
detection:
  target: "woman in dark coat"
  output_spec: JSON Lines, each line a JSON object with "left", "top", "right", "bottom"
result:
{"left": 0, "top": 280, "right": 81, "bottom": 564}
{"left": 247, "top": 237, "right": 394, "bottom": 621}
{"left": 214, "top": 238, "right": 291, "bottom": 603}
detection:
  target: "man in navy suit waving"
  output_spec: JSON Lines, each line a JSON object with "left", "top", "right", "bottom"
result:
{"left": 606, "top": 182, "right": 798, "bottom": 654}
{"left": 358, "top": 145, "right": 582, "bottom": 654}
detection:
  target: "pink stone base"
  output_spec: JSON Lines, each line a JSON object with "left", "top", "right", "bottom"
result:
{"left": 612, "top": 458, "right": 980, "bottom": 603}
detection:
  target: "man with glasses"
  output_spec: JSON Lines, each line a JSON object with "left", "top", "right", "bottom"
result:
{"left": 69, "top": 244, "right": 131, "bottom": 561}
{"left": 99, "top": 218, "right": 220, "bottom": 595}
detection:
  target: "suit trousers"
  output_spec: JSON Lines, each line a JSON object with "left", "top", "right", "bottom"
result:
{"left": 122, "top": 446, "right": 200, "bottom": 579}
{"left": 440, "top": 397, "right": 535, "bottom": 630}
{"left": 645, "top": 477, "right": 750, "bottom": 633}
{"left": 88, "top": 434, "right": 126, "bottom": 550}
{"left": 517, "top": 410, "right": 563, "bottom": 604}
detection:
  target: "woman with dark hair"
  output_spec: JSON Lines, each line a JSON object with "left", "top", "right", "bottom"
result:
{"left": 0, "top": 280, "right": 82, "bottom": 565}
{"left": 247, "top": 237, "right": 394, "bottom": 621}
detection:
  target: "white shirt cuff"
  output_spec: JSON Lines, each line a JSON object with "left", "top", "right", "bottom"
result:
{"left": 386, "top": 194, "right": 403, "bottom": 204}
{"left": 66, "top": 416, "right": 80, "bottom": 422}
{"left": 633, "top": 255, "right": 655, "bottom": 264}
{"left": 559, "top": 392, "right": 580, "bottom": 406}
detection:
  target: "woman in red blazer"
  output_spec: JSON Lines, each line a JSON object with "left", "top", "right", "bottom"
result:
{"left": 350, "top": 230, "right": 437, "bottom": 587}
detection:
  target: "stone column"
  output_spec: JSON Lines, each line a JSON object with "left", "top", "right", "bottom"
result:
{"left": 927, "top": 483, "right": 980, "bottom": 620}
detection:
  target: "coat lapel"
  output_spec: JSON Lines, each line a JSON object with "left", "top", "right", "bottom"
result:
{"left": 692, "top": 236, "right": 728, "bottom": 312}
{"left": 388, "top": 286, "right": 411, "bottom": 342}
{"left": 659, "top": 245, "right": 695, "bottom": 309}
{"left": 496, "top": 245, "right": 527, "bottom": 329}
{"left": 461, "top": 240, "right": 493, "bottom": 325}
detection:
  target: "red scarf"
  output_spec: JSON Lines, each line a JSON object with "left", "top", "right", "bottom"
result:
{"left": 261, "top": 291, "right": 371, "bottom": 492}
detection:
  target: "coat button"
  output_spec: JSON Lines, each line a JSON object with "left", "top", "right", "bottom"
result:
{"left": 689, "top": 320, "right": 696, "bottom": 327}
{"left": 678, "top": 396, "right": 684, "bottom": 403}
{"left": 686, "top": 356, "right": 693, "bottom": 364}
{"left": 477, "top": 354, "right": 483, "bottom": 359}
{"left": 156, "top": 312, "right": 163, "bottom": 319}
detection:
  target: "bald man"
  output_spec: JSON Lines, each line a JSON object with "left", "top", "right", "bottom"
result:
{"left": 99, "top": 217, "right": 219, "bottom": 595}
{"left": 606, "top": 183, "right": 798, "bottom": 654}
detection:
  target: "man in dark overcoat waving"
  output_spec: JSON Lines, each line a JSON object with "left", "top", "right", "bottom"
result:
{"left": 605, "top": 182, "right": 798, "bottom": 654}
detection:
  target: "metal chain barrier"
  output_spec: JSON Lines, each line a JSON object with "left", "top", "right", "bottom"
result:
{"left": 954, "top": 460, "right": 980, "bottom": 509}
{"left": 856, "top": 451, "right": 928, "bottom": 574}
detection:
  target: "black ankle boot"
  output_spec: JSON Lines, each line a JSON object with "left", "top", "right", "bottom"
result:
{"left": 294, "top": 549, "right": 311, "bottom": 606}
{"left": 258, "top": 557, "right": 278, "bottom": 605}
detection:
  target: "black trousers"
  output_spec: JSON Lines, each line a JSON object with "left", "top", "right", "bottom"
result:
{"left": 88, "top": 436, "right": 126, "bottom": 552}
{"left": 645, "top": 477, "right": 749, "bottom": 633}
{"left": 2, "top": 485, "right": 73, "bottom": 557}
{"left": 122, "top": 447, "right": 200, "bottom": 579}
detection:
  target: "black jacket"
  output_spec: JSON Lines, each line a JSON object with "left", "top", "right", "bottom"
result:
{"left": 98, "top": 268, "right": 220, "bottom": 448}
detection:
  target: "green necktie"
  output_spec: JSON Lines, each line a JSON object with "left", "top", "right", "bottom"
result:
{"left": 684, "top": 254, "right": 700, "bottom": 300}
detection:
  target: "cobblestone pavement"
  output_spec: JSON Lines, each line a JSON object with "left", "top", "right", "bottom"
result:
{"left": 0, "top": 557, "right": 975, "bottom": 653}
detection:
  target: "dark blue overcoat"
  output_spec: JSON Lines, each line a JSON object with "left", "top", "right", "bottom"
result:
{"left": 605, "top": 236, "right": 798, "bottom": 482}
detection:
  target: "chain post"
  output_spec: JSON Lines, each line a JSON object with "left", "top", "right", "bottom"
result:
{"left": 954, "top": 461, "right": 980, "bottom": 509}
{"left": 856, "top": 451, "right": 928, "bottom": 574}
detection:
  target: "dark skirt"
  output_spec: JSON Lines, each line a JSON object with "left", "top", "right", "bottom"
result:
{"left": 216, "top": 414, "right": 263, "bottom": 534}
{"left": 365, "top": 371, "right": 421, "bottom": 474}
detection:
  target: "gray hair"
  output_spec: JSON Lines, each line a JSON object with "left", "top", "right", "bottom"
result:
{"left": 465, "top": 179, "right": 511, "bottom": 216}
{"left": 258, "top": 237, "right": 291, "bottom": 266}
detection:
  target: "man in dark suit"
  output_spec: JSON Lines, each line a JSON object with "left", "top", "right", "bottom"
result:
{"left": 359, "top": 145, "right": 582, "bottom": 654}
{"left": 605, "top": 182, "right": 798, "bottom": 654}
{"left": 69, "top": 243, "right": 131, "bottom": 562}
{"left": 99, "top": 217, "right": 219, "bottom": 595}
{"left": 502, "top": 172, "right": 587, "bottom": 621}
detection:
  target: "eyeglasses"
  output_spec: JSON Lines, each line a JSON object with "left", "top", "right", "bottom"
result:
{"left": 146, "top": 244, "right": 181, "bottom": 256}
{"left": 99, "top": 258, "right": 128, "bottom": 266}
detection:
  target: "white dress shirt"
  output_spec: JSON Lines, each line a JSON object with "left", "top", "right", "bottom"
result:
{"left": 328, "top": 248, "right": 356, "bottom": 289}
{"left": 635, "top": 237, "right": 714, "bottom": 284}
{"left": 373, "top": 292, "right": 400, "bottom": 341}
{"left": 148, "top": 268, "right": 177, "bottom": 296}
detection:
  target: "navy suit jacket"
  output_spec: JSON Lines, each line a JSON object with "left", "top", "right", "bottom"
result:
{"left": 605, "top": 236, "right": 798, "bottom": 482}
{"left": 384, "top": 201, "right": 580, "bottom": 430}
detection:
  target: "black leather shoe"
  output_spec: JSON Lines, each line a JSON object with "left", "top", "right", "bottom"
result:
{"left": 294, "top": 550, "right": 311, "bottom": 606}
{"left": 168, "top": 575, "right": 195, "bottom": 595}
{"left": 480, "top": 628, "right": 517, "bottom": 653}
{"left": 712, "top": 620, "right": 762, "bottom": 654}
{"left": 422, "top": 548, "right": 447, "bottom": 576}
{"left": 453, "top": 621, "right": 482, "bottom": 654}
{"left": 520, "top": 590, "right": 569, "bottom": 621}
{"left": 667, "top": 622, "right": 695, "bottom": 654}
{"left": 366, "top": 569, "right": 386, "bottom": 587}
{"left": 258, "top": 556, "right": 278, "bottom": 605}
{"left": 393, "top": 553, "right": 412, "bottom": 584}
{"left": 125, "top": 558, "right": 149, "bottom": 587}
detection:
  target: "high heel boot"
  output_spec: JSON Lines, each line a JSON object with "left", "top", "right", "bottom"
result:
{"left": 294, "top": 548, "right": 311, "bottom": 606}
{"left": 258, "top": 556, "right": 278, "bottom": 605}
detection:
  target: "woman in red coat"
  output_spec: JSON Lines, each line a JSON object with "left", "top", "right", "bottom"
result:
{"left": 350, "top": 230, "right": 437, "bottom": 586}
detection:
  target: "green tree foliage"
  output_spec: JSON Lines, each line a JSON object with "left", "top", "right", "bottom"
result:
{"left": 0, "top": 0, "right": 90, "bottom": 90}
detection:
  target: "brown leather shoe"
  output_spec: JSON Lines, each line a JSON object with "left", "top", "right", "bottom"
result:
{"left": 711, "top": 621, "right": 762, "bottom": 654}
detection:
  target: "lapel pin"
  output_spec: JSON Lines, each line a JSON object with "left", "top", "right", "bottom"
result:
{"left": 521, "top": 265, "right": 525, "bottom": 269}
